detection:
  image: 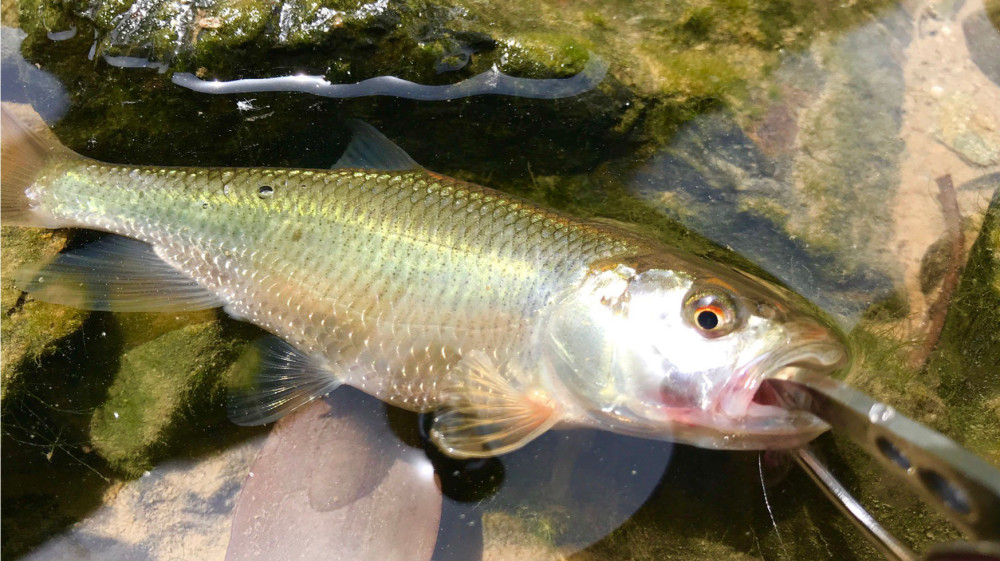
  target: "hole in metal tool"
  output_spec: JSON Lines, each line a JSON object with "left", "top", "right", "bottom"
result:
{"left": 918, "top": 468, "right": 972, "bottom": 515}
{"left": 875, "top": 436, "right": 912, "bottom": 471}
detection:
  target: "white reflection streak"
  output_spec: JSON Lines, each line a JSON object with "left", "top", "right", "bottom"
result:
{"left": 101, "top": 53, "right": 169, "bottom": 73}
{"left": 170, "top": 57, "right": 609, "bottom": 100}
{"left": 46, "top": 27, "right": 77, "bottom": 41}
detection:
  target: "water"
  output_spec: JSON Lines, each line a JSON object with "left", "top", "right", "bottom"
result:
{"left": 2, "top": 0, "right": 999, "bottom": 559}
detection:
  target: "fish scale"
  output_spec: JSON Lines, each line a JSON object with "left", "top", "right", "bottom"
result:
{"left": 32, "top": 158, "right": 640, "bottom": 410}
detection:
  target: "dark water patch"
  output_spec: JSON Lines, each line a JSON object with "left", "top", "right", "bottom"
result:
{"left": 1, "top": 312, "right": 120, "bottom": 558}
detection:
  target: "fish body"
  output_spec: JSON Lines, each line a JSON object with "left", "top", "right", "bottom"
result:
{"left": 33, "top": 158, "right": 637, "bottom": 410}
{"left": 1, "top": 104, "right": 847, "bottom": 457}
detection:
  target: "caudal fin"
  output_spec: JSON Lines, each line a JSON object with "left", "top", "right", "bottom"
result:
{"left": 1, "top": 102, "right": 77, "bottom": 227}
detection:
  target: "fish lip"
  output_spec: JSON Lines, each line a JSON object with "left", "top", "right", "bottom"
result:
{"left": 711, "top": 337, "right": 848, "bottom": 431}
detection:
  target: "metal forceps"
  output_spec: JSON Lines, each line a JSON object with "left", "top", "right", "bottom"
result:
{"left": 763, "top": 370, "right": 1000, "bottom": 561}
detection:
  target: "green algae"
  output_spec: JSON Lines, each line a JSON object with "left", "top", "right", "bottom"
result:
{"left": 926, "top": 190, "right": 1000, "bottom": 465}
{"left": 88, "top": 320, "right": 243, "bottom": 476}
{"left": 0, "top": 227, "right": 88, "bottom": 401}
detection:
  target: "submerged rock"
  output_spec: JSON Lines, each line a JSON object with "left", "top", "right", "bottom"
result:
{"left": 927, "top": 189, "right": 1000, "bottom": 465}
{"left": 88, "top": 320, "right": 243, "bottom": 476}
{"left": 21, "top": 436, "right": 265, "bottom": 561}
{"left": 629, "top": 5, "right": 912, "bottom": 327}
{"left": 0, "top": 227, "right": 87, "bottom": 401}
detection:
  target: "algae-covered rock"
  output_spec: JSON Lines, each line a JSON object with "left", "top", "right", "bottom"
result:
{"left": 630, "top": 5, "right": 911, "bottom": 326}
{"left": 89, "top": 320, "right": 242, "bottom": 476}
{"left": 0, "top": 227, "right": 87, "bottom": 401}
{"left": 926, "top": 189, "right": 1000, "bottom": 464}
{"left": 6, "top": 0, "right": 897, "bottom": 189}
{"left": 14, "top": 0, "right": 895, "bottom": 88}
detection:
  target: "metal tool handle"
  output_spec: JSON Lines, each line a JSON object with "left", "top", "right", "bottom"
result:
{"left": 764, "top": 371, "right": 1000, "bottom": 541}
{"left": 793, "top": 446, "right": 916, "bottom": 561}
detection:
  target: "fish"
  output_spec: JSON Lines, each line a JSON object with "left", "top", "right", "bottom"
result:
{"left": 0, "top": 102, "right": 848, "bottom": 458}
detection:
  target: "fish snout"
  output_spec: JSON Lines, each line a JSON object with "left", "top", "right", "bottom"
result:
{"left": 778, "top": 317, "right": 850, "bottom": 376}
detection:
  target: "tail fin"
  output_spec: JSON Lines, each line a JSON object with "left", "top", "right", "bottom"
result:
{"left": 1, "top": 102, "right": 78, "bottom": 227}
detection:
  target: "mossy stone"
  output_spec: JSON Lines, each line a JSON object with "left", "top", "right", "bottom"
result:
{"left": 926, "top": 189, "right": 1000, "bottom": 465}
{"left": 0, "top": 227, "right": 88, "bottom": 402}
{"left": 88, "top": 320, "right": 240, "bottom": 476}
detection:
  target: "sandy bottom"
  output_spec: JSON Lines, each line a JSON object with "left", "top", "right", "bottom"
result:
{"left": 892, "top": 0, "right": 1000, "bottom": 336}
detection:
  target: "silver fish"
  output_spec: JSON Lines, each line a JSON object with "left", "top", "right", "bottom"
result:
{"left": 1, "top": 103, "right": 846, "bottom": 458}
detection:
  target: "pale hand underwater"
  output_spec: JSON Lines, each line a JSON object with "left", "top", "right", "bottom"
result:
{"left": 0, "top": 102, "right": 848, "bottom": 458}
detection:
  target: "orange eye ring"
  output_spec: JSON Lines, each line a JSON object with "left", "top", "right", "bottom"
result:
{"left": 683, "top": 283, "right": 743, "bottom": 338}
{"left": 693, "top": 305, "right": 725, "bottom": 330}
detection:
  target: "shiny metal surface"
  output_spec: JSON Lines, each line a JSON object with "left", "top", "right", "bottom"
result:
{"left": 765, "top": 371, "right": 1000, "bottom": 550}
{"left": 794, "top": 447, "right": 916, "bottom": 561}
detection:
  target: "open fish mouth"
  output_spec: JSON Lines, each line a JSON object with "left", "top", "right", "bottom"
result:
{"left": 704, "top": 336, "right": 849, "bottom": 449}
{"left": 743, "top": 340, "right": 848, "bottom": 412}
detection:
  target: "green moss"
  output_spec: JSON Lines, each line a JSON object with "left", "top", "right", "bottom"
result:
{"left": 0, "top": 227, "right": 88, "bottom": 402}
{"left": 88, "top": 0, "right": 132, "bottom": 27}
{"left": 988, "top": 0, "right": 1000, "bottom": 31}
{"left": 926, "top": 191, "right": 1000, "bottom": 465}
{"left": 493, "top": 33, "right": 593, "bottom": 77}
{"left": 201, "top": 0, "right": 272, "bottom": 46}
{"left": 88, "top": 321, "right": 240, "bottom": 476}
{"left": 846, "top": 325, "right": 951, "bottom": 431}
{"left": 13, "top": 0, "right": 72, "bottom": 33}
{"left": 149, "top": 27, "right": 181, "bottom": 56}
{"left": 861, "top": 288, "right": 910, "bottom": 322}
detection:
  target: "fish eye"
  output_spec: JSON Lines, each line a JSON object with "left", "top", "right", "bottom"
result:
{"left": 683, "top": 284, "right": 742, "bottom": 338}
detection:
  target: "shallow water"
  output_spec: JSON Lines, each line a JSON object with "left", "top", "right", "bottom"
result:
{"left": 2, "top": 0, "right": 999, "bottom": 559}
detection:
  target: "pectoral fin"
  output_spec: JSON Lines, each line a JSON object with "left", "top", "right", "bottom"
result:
{"left": 228, "top": 336, "right": 342, "bottom": 426}
{"left": 430, "top": 351, "right": 560, "bottom": 458}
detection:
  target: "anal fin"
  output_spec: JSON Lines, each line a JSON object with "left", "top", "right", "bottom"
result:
{"left": 228, "top": 336, "right": 342, "bottom": 426}
{"left": 430, "top": 351, "right": 560, "bottom": 458}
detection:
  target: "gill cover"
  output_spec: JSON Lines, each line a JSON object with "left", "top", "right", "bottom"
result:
{"left": 542, "top": 263, "right": 702, "bottom": 437}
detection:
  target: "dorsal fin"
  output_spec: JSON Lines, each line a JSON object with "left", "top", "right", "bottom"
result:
{"left": 332, "top": 120, "right": 421, "bottom": 171}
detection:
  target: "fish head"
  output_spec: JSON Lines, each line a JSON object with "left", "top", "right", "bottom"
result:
{"left": 542, "top": 254, "right": 848, "bottom": 450}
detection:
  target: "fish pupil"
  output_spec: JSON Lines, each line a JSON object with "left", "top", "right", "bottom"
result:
{"left": 258, "top": 185, "right": 274, "bottom": 198}
{"left": 696, "top": 310, "right": 719, "bottom": 330}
